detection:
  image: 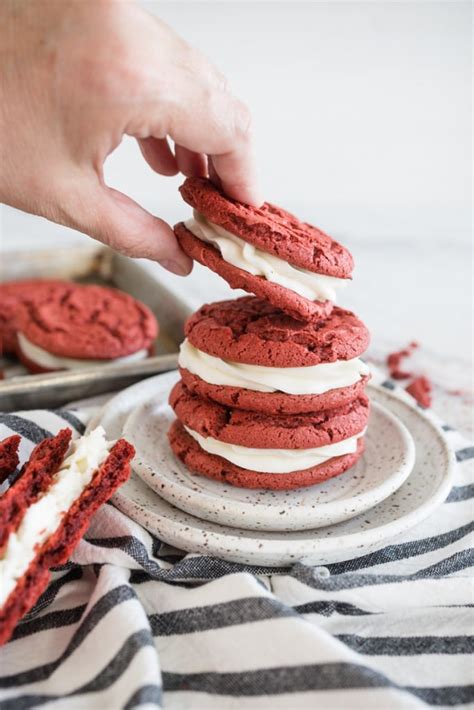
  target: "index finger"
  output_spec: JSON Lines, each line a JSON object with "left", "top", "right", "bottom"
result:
{"left": 166, "top": 89, "right": 262, "bottom": 206}
{"left": 156, "top": 48, "right": 262, "bottom": 206}
{"left": 210, "top": 130, "right": 262, "bottom": 207}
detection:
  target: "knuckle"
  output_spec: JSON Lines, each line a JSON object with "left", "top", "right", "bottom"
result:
{"left": 186, "top": 46, "right": 229, "bottom": 93}
{"left": 214, "top": 69, "right": 230, "bottom": 96}
{"left": 180, "top": 44, "right": 203, "bottom": 79}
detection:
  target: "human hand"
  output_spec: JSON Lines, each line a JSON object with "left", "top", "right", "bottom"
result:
{"left": 0, "top": 0, "right": 260, "bottom": 275}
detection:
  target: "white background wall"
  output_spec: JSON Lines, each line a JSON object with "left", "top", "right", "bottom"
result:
{"left": 1, "top": 0, "right": 472, "bottom": 362}
{"left": 142, "top": 0, "right": 472, "bottom": 246}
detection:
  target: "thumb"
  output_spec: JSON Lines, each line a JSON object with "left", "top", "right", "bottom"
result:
{"left": 69, "top": 181, "right": 192, "bottom": 276}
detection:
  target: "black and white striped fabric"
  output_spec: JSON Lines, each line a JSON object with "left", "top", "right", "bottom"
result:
{"left": 0, "top": 387, "right": 472, "bottom": 709}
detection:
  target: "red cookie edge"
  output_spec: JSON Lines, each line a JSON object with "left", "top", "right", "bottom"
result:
{"left": 180, "top": 368, "right": 370, "bottom": 415}
{"left": 0, "top": 435, "right": 21, "bottom": 485}
{"left": 170, "top": 380, "right": 370, "bottom": 449}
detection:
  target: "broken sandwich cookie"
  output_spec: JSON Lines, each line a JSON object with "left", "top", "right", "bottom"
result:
{"left": 0, "top": 426, "right": 134, "bottom": 645}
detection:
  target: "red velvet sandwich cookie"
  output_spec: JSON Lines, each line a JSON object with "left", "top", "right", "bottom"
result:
{"left": 174, "top": 177, "right": 354, "bottom": 321}
{"left": 179, "top": 296, "right": 370, "bottom": 414}
{"left": 169, "top": 420, "right": 365, "bottom": 491}
{"left": 0, "top": 426, "right": 134, "bottom": 646}
{"left": 12, "top": 282, "right": 158, "bottom": 373}
{"left": 0, "top": 435, "right": 21, "bottom": 484}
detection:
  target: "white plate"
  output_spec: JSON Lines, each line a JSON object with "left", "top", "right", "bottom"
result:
{"left": 124, "top": 393, "right": 415, "bottom": 531}
{"left": 91, "top": 372, "right": 455, "bottom": 567}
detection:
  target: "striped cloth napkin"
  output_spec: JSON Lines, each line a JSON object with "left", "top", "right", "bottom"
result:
{"left": 0, "top": 382, "right": 472, "bottom": 709}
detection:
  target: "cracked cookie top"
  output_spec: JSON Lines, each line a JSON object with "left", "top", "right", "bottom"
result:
{"left": 16, "top": 283, "right": 157, "bottom": 359}
{"left": 179, "top": 177, "right": 354, "bottom": 278}
{"left": 185, "top": 296, "right": 370, "bottom": 367}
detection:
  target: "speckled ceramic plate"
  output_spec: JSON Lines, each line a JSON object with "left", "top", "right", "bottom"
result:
{"left": 124, "top": 395, "right": 415, "bottom": 532}
{"left": 91, "top": 372, "right": 454, "bottom": 566}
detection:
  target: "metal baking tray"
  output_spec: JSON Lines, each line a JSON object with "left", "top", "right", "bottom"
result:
{"left": 0, "top": 245, "right": 192, "bottom": 411}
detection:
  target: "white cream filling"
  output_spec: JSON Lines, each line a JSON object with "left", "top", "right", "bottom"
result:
{"left": 0, "top": 427, "right": 113, "bottom": 607}
{"left": 185, "top": 210, "right": 347, "bottom": 302}
{"left": 179, "top": 339, "right": 369, "bottom": 396}
{"left": 185, "top": 425, "right": 364, "bottom": 474}
{"left": 18, "top": 332, "right": 148, "bottom": 371}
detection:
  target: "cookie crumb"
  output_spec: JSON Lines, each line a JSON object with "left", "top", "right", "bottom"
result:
{"left": 387, "top": 342, "right": 419, "bottom": 379}
{"left": 406, "top": 376, "right": 432, "bottom": 408}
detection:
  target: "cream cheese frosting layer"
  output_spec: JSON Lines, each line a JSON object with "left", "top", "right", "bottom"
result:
{"left": 185, "top": 425, "right": 364, "bottom": 474}
{"left": 0, "top": 427, "right": 112, "bottom": 606}
{"left": 17, "top": 332, "right": 148, "bottom": 371}
{"left": 184, "top": 210, "right": 347, "bottom": 302}
{"left": 179, "top": 339, "right": 369, "bottom": 396}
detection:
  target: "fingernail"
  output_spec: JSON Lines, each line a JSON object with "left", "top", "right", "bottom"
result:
{"left": 158, "top": 259, "right": 191, "bottom": 276}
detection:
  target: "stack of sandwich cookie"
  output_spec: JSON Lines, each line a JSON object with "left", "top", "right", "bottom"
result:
{"left": 0, "top": 426, "right": 134, "bottom": 645}
{"left": 0, "top": 280, "right": 158, "bottom": 372}
{"left": 169, "top": 296, "right": 370, "bottom": 490}
{"left": 169, "top": 178, "right": 371, "bottom": 491}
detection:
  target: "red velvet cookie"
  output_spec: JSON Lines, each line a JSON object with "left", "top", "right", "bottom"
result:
{"left": 14, "top": 282, "right": 157, "bottom": 367}
{"left": 179, "top": 178, "right": 353, "bottom": 276}
{"left": 180, "top": 296, "right": 370, "bottom": 414}
{"left": 175, "top": 177, "right": 354, "bottom": 320}
{"left": 186, "top": 297, "right": 369, "bottom": 366}
{"left": 168, "top": 420, "right": 365, "bottom": 490}
{"left": 0, "top": 280, "right": 67, "bottom": 355}
{"left": 170, "top": 380, "right": 369, "bottom": 449}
